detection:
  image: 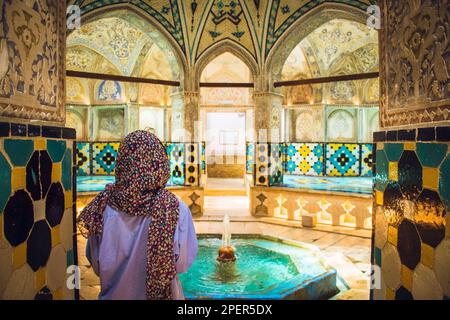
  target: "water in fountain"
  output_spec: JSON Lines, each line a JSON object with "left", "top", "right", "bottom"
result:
{"left": 217, "top": 214, "right": 236, "bottom": 262}
{"left": 222, "top": 214, "right": 231, "bottom": 248}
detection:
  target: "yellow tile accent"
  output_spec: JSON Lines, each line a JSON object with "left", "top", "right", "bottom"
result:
{"left": 389, "top": 162, "right": 398, "bottom": 181}
{"left": 53, "top": 288, "right": 63, "bottom": 300}
{"left": 11, "top": 167, "right": 26, "bottom": 191}
{"left": 376, "top": 190, "right": 384, "bottom": 206}
{"left": 52, "top": 163, "right": 62, "bottom": 182}
{"left": 404, "top": 142, "right": 416, "bottom": 151}
{"left": 388, "top": 226, "right": 398, "bottom": 246}
{"left": 51, "top": 225, "right": 61, "bottom": 247}
{"left": 0, "top": 215, "right": 3, "bottom": 240}
{"left": 386, "top": 287, "right": 395, "bottom": 300}
{"left": 401, "top": 265, "right": 413, "bottom": 291}
{"left": 34, "top": 139, "right": 46, "bottom": 150}
{"left": 377, "top": 142, "right": 384, "bottom": 150}
{"left": 423, "top": 167, "right": 439, "bottom": 190}
{"left": 65, "top": 191, "right": 73, "bottom": 210}
{"left": 13, "top": 242, "right": 27, "bottom": 269}
{"left": 421, "top": 243, "right": 434, "bottom": 268}
{"left": 35, "top": 267, "right": 46, "bottom": 291}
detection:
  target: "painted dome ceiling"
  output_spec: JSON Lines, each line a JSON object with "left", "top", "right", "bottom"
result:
{"left": 282, "top": 19, "right": 379, "bottom": 81}
{"left": 66, "top": 14, "right": 180, "bottom": 105}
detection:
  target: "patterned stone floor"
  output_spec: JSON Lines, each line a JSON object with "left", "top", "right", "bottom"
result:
{"left": 77, "top": 195, "right": 372, "bottom": 300}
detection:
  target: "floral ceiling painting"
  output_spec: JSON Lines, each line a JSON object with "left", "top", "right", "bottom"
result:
{"left": 281, "top": 19, "right": 379, "bottom": 105}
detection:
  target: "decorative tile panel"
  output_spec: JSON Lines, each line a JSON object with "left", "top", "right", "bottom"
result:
{"left": 372, "top": 126, "right": 450, "bottom": 300}
{"left": 269, "top": 143, "right": 284, "bottom": 186}
{"left": 184, "top": 143, "right": 200, "bottom": 187}
{"left": 254, "top": 143, "right": 270, "bottom": 187}
{"left": 92, "top": 142, "right": 120, "bottom": 175}
{"left": 246, "top": 142, "right": 254, "bottom": 174}
{"left": 75, "top": 143, "right": 91, "bottom": 176}
{"left": 0, "top": 123, "right": 77, "bottom": 300}
{"left": 166, "top": 143, "right": 185, "bottom": 186}
{"left": 284, "top": 143, "right": 324, "bottom": 176}
{"left": 326, "top": 143, "right": 361, "bottom": 176}
{"left": 361, "top": 143, "right": 374, "bottom": 177}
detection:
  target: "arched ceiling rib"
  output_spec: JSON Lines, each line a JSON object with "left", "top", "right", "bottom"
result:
{"left": 68, "top": 0, "right": 375, "bottom": 66}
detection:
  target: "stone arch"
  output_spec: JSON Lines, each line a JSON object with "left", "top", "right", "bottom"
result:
{"left": 194, "top": 40, "right": 260, "bottom": 91}
{"left": 265, "top": 3, "right": 370, "bottom": 91}
{"left": 69, "top": 5, "right": 187, "bottom": 89}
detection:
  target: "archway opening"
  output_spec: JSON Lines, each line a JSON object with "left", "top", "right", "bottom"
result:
{"left": 200, "top": 52, "right": 253, "bottom": 198}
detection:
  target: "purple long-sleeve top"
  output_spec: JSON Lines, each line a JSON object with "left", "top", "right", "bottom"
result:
{"left": 85, "top": 199, "right": 198, "bottom": 300}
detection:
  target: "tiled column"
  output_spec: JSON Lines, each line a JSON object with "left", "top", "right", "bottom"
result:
{"left": 0, "top": 1, "right": 78, "bottom": 300}
{"left": 372, "top": 0, "right": 450, "bottom": 300}
{"left": 253, "top": 92, "right": 284, "bottom": 187}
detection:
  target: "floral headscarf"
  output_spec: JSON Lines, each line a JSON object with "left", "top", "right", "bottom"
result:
{"left": 77, "top": 131, "right": 180, "bottom": 300}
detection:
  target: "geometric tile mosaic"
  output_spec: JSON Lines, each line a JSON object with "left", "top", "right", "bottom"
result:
{"left": 361, "top": 143, "right": 374, "bottom": 177}
{"left": 326, "top": 143, "right": 360, "bottom": 176}
{"left": 184, "top": 143, "right": 200, "bottom": 186}
{"left": 92, "top": 142, "right": 120, "bottom": 175}
{"left": 269, "top": 143, "right": 283, "bottom": 186}
{"left": 246, "top": 142, "right": 254, "bottom": 174}
{"left": 249, "top": 142, "right": 374, "bottom": 178}
{"left": 372, "top": 126, "right": 450, "bottom": 300}
{"left": 284, "top": 143, "right": 323, "bottom": 176}
{"left": 75, "top": 142, "right": 90, "bottom": 176}
{"left": 0, "top": 122, "right": 77, "bottom": 300}
{"left": 166, "top": 143, "right": 185, "bottom": 186}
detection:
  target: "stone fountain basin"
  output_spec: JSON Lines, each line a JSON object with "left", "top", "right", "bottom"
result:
{"left": 179, "top": 235, "right": 339, "bottom": 300}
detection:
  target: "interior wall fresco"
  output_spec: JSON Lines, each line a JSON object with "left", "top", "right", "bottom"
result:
{"left": 93, "top": 107, "right": 126, "bottom": 141}
{"left": 379, "top": 0, "right": 449, "bottom": 128}
{"left": 287, "top": 105, "right": 379, "bottom": 143}
{"left": 0, "top": 0, "right": 66, "bottom": 123}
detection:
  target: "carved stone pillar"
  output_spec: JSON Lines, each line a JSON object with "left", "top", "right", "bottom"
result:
{"left": 170, "top": 91, "right": 200, "bottom": 142}
{"left": 252, "top": 91, "right": 283, "bottom": 142}
{"left": 126, "top": 103, "right": 140, "bottom": 134}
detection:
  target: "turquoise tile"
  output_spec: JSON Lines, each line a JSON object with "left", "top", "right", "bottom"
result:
{"left": 439, "top": 155, "right": 450, "bottom": 211}
{"left": 0, "top": 152, "right": 12, "bottom": 212}
{"left": 4, "top": 139, "right": 34, "bottom": 167}
{"left": 47, "top": 140, "right": 67, "bottom": 163}
{"left": 67, "top": 249, "right": 74, "bottom": 267}
{"left": 375, "top": 150, "right": 388, "bottom": 191}
{"left": 416, "top": 143, "right": 448, "bottom": 168}
{"left": 62, "top": 149, "right": 72, "bottom": 191}
{"left": 374, "top": 246, "right": 382, "bottom": 267}
{"left": 384, "top": 143, "right": 404, "bottom": 162}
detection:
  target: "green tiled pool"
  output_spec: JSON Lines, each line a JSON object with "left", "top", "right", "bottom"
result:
{"left": 283, "top": 175, "right": 373, "bottom": 194}
{"left": 77, "top": 175, "right": 373, "bottom": 194}
{"left": 77, "top": 176, "right": 177, "bottom": 193}
{"left": 179, "top": 236, "right": 339, "bottom": 299}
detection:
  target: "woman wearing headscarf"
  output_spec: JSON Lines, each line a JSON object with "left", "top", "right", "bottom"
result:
{"left": 77, "top": 131, "right": 198, "bottom": 300}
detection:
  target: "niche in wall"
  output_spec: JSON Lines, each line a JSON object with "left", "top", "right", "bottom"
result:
{"left": 294, "top": 107, "right": 324, "bottom": 142}
{"left": 93, "top": 107, "right": 125, "bottom": 141}
{"left": 65, "top": 108, "right": 87, "bottom": 140}
{"left": 139, "top": 107, "right": 165, "bottom": 140}
{"left": 326, "top": 108, "right": 357, "bottom": 142}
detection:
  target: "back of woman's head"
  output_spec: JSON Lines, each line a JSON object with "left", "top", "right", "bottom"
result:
{"left": 115, "top": 130, "right": 170, "bottom": 191}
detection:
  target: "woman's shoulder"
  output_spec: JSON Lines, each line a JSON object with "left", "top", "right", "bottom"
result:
{"left": 177, "top": 198, "right": 190, "bottom": 214}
